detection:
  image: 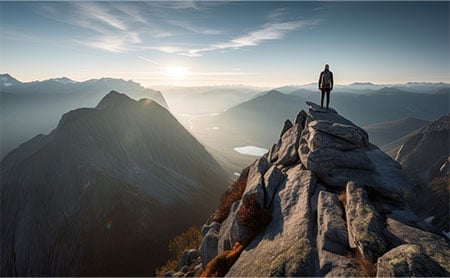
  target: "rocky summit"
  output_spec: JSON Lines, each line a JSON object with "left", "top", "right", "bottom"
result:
{"left": 174, "top": 101, "right": 450, "bottom": 277}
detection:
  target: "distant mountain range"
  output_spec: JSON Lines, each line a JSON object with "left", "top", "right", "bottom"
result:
{"left": 1, "top": 91, "right": 228, "bottom": 276}
{"left": 189, "top": 88, "right": 449, "bottom": 162}
{"left": 1, "top": 73, "right": 167, "bottom": 158}
{"left": 157, "top": 85, "right": 263, "bottom": 115}
{"left": 275, "top": 81, "right": 450, "bottom": 95}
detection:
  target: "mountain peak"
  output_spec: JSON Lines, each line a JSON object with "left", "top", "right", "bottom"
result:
{"left": 264, "top": 89, "right": 284, "bottom": 97}
{"left": 51, "top": 77, "right": 76, "bottom": 84}
{"left": 95, "top": 90, "right": 134, "bottom": 110}
{"left": 350, "top": 82, "right": 374, "bottom": 86}
{"left": 190, "top": 101, "right": 450, "bottom": 277}
{"left": 1, "top": 73, "right": 21, "bottom": 87}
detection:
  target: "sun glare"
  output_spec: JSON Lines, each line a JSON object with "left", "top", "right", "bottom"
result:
{"left": 165, "top": 66, "right": 188, "bottom": 79}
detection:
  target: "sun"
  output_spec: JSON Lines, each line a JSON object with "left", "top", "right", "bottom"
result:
{"left": 165, "top": 66, "right": 188, "bottom": 79}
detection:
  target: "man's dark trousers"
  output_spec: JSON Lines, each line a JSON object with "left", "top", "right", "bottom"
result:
{"left": 321, "top": 88, "right": 331, "bottom": 109}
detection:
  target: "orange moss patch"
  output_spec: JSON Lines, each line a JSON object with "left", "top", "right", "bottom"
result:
{"left": 338, "top": 190, "right": 346, "bottom": 207}
{"left": 236, "top": 193, "right": 272, "bottom": 242}
{"left": 213, "top": 167, "right": 250, "bottom": 223}
{"left": 354, "top": 249, "right": 376, "bottom": 277}
{"left": 202, "top": 193, "right": 272, "bottom": 277}
{"left": 200, "top": 242, "right": 244, "bottom": 277}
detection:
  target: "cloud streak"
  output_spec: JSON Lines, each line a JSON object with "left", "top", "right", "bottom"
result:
{"left": 178, "top": 19, "right": 318, "bottom": 57}
{"left": 37, "top": 3, "right": 319, "bottom": 55}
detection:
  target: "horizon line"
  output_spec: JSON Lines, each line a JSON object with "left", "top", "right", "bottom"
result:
{"left": 2, "top": 73, "right": 450, "bottom": 89}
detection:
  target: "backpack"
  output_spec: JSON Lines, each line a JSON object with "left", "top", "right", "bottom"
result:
{"left": 321, "top": 71, "right": 332, "bottom": 88}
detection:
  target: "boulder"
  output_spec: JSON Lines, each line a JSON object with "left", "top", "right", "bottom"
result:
{"left": 366, "top": 148, "right": 413, "bottom": 201}
{"left": 226, "top": 167, "right": 319, "bottom": 277}
{"left": 345, "top": 182, "right": 388, "bottom": 263}
{"left": 164, "top": 271, "right": 175, "bottom": 277}
{"left": 318, "top": 167, "right": 375, "bottom": 188}
{"left": 308, "top": 120, "right": 369, "bottom": 148}
{"left": 201, "top": 222, "right": 221, "bottom": 238}
{"left": 307, "top": 128, "right": 362, "bottom": 151}
{"left": 263, "top": 165, "right": 284, "bottom": 208}
{"left": 317, "top": 191, "right": 349, "bottom": 255}
{"left": 316, "top": 191, "right": 360, "bottom": 277}
{"left": 305, "top": 148, "right": 372, "bottom": 175}
{"left": 386, "top": 217, "right": 450, "bottom": 273}
{"left": 177, "top": 249, "right": 199, "bottom": 271}
{"left": 276, "top": 124, "right": 302, "bottom": 166}
{"left": 217, "top": 201, "right": 250, "bottom": 254}
{"left": 200, "top": 226, "right": 220, "bottom": 268}
{"left": 376, "top": 244, "right": 449, "bottom": 277}
{"left": 295, "top": 109, "right": 308, "bottom": 127}
{"left": 280, "top": 119, "right": 293, "bottom": 137}
{"left": 306, "top": 101, "right": 338, "bottom": 114}
{"left": 242, "top": 157, "right": 270, "bottom": 206}
{"left": 267, "top": 143, "right": 280, "bottom": 163}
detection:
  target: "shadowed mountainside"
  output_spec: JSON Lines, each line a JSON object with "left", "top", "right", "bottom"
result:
{"left": 391, "top": 114, "right": 450, "bottom": 231}
{"left": 1, "top": 73, "right": 167, "bottom": 158}
{"left": 363, "top": 117, "right": 429, "bottom": 147}
{"left": 1, "top": 91, "right": 229, "bottom": 276}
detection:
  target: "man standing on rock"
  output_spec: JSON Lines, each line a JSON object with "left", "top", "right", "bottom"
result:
{"left": 318, "top": 64, "right": 334, "bottom": 109}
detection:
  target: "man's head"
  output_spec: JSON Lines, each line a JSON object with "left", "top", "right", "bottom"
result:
{"left": 325, "top": 64, "right": 330, "bottom": 71}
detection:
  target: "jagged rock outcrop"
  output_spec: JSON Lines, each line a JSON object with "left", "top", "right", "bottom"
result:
{"left": 195, "top": 102, "right": 449, "bottom": 277}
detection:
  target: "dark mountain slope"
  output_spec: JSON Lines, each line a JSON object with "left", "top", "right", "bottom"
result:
{"left": 392, "top": 114, "right": 449, "bottom": 231}
{"left": 0, "top": 74, "right": 167, "bottom": 158}
{"left": 1, "top": 91, "right": 228, "bottom": 276}
{"left": 364, "top": 117, "right": 429, "bottom": 146}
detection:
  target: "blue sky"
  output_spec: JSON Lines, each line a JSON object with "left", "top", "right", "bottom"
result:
{"left": 1, "top": 1, "right": 449, "bottom": 86}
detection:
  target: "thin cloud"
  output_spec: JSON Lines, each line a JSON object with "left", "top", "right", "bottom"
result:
{"left": 167, "top": 20, "right": 223, "bottom": 35}
{"left": 137, "top": 55, "right": 161, "bottom": 65}
{"left": 76, "top": 32, "right": 141, "bottom": 53}
{"left": 178, "top": 19, "right": 318, "bottom": 57}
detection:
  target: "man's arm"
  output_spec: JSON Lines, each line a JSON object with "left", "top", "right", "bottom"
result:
{"left": 318, "top": 72, "right": 323, "bottom": 89}
{"left": 330, "top": 72, "right": 334, "bottom": 90}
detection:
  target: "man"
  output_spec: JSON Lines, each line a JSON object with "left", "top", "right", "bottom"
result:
{"left": 318, "top": 64, "right": 334, "bottom": 109}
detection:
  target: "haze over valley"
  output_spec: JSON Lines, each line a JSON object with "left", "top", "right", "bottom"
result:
{"left": 1, "top": 1, "right": 449, "bottom": 277}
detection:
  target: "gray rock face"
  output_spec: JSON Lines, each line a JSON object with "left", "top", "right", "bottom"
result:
{"left": 226, "top": 167, "right": 319, "bottom": 277}
{"left": 275, "top": 123, "right": 302, "bottom": 166}
{"left": 295, "top": 109, "right": 308, "bottom": 127}
{"left": 217, "top": 201, "right": 249, "bottom": 254}
{"left": 200, "top": 226, "right": 220, "bottom": 268}
{"left": 306, "top": 148, "right": 372, "bottom": 175}
{"left": 317, "top": 191, "right": 349, "bottom": 255}
{"left": 317, "top": 191, "right": 361, "bottom": 277}
{"left": 346, "top": 181, "right": 388, "bottom": 263}
{"left": 177, "top": 249, "right": 199, "bottom": 271}
{"left": 280, "top": 119, "right": 293, "bottom": 137}
{"left": 242, "top": 157, "right": 269, "bottom": 207}
{"left": 308, "top": 120, "right": 369, "bottom": 148}
{"left": 307, "top": 128, "right": 362, "bottom": 151}
{"left": 377, "top": 244, "right": 449, "bottom": 277}
{"left": 386, "top": 217, "right": 450, "bottom": 273}
{"left": 195, "top": 102, "right": 449, "bottom": 277}
{"left": 201, "top": 222, "right": 221, "bottom": 238}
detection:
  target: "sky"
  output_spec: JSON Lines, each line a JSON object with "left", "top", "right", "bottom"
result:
{"left": 0, "top": 1, "right": 449, "bottom": 87}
